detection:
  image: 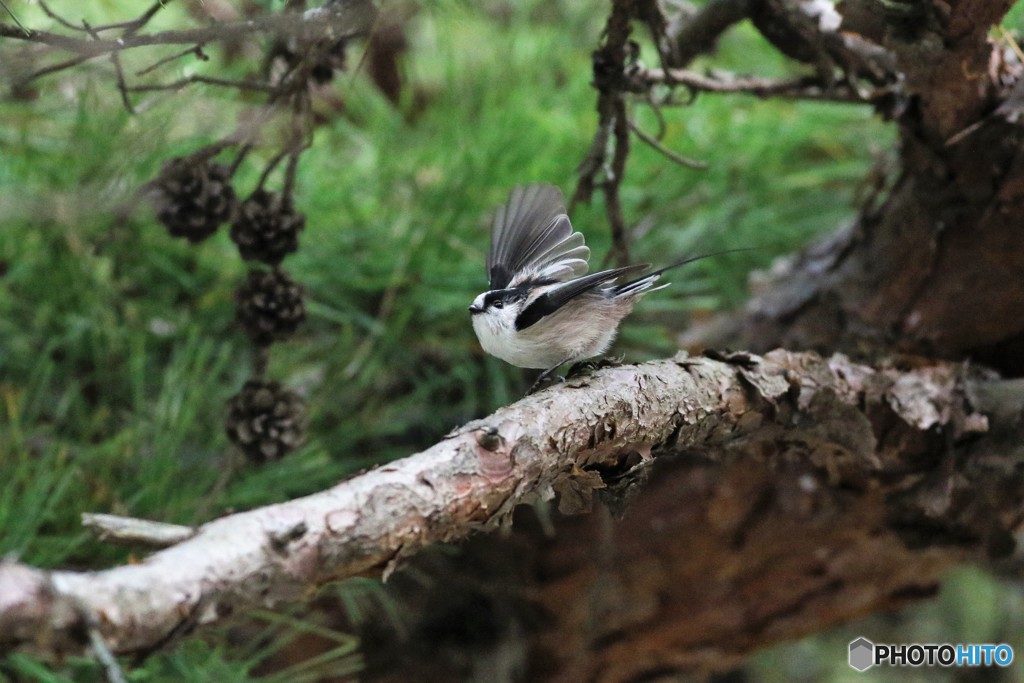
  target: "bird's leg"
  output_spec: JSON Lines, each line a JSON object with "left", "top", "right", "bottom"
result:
{"left": 525, "top": 357, "right": 574, "bottom": 396}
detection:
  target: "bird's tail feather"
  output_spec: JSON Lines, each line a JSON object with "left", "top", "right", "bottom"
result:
{"left": 613, "top": 248, "right": 751, "bottom": 296}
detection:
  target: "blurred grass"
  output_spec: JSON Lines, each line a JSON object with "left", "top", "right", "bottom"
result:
{"left": 0, "top": 0, "right": 1020, "bottom": 680}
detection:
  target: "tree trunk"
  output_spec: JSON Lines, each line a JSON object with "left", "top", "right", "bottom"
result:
{"left": 698, "top": 0, "right": 1024, "bottom": 375}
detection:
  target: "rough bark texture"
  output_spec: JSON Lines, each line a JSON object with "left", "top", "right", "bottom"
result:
{"left": 3, "top": 351, "right": 1019, "bottom": 671}
{"left": 355, "top": 361, "right": 1023, "bottom": 682}
{"left": 690, "top": 0, "right": 1024, "bottom": 376}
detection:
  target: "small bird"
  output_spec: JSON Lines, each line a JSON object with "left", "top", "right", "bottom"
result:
{"left": 469, "top": 183, "right": 734, "bottom": 389}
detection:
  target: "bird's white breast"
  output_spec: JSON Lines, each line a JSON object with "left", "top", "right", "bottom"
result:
{"left": 471, "top": 299, "right": 626, "bottom": 369}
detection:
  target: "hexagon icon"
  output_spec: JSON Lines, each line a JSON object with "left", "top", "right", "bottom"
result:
{"left": 849, "top": 637, "right": 875, "bottom": 671}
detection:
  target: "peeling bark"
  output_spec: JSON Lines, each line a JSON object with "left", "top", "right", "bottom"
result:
{"left": 1, "top": 351, "right": 1020, "bottom": 673}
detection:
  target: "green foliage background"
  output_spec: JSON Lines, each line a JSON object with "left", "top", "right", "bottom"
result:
{"left": 0, "top": 0, "right": 1021, "bottom": 680}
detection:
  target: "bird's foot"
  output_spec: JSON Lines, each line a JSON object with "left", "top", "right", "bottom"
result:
{"left": 566, "top": 355, "right": 623, "bottom": 378}
{"left": 524, "top": 357, "right": 577, "bottom": 396}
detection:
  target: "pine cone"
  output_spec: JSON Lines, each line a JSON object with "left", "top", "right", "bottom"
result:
{"left": 268, "top": 37, "right": 347, "bottom": 85}
{"left": 230, "top": 190, "right": 305, "bottom": 265}
{"left": 154, "top": 158, "right": 236, "bottom": 243}
{"left": 225, "top": 379, "right": 306, "bottom": 463}
{"left": 235, "top": 268, "right": 306, "bottom": 345}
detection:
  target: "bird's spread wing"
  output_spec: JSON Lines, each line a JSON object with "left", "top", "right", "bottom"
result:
{"left": 487, "top": 184, "right": 591, "bottom": 290}
{"left": 514, "top": 264, "right": 649, "bottom": 331}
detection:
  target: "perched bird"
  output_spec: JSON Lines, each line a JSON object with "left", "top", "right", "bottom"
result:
{"left": 469, "top": 183, "right": 732, "bottom": 389}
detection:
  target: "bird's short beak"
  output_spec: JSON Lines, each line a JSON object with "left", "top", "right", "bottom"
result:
{"left": 468, "top": 304, "right": 483, "bottom": 314}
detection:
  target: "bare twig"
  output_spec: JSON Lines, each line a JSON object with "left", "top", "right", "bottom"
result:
{"left": 136, "top": 45, "right": 208, "bottom": 77}
{"left": 126, "top": 74, "right": 277, "bottom": 94}
{"left": 282, "top": 87, "right": 312, "bottom": 198}
{"left": 229, "top": 144, "right": 253, "bottom": 175}
{"left": 82, "top": 20, "right": 135, "bottom": 113}
{"left": 637, "top": 67, "right": 878, "bottom": 103}
{"left": 645, "top": 90, "right": 668, "bottom": 138}
{"left": 86, "top": 620, "right": 128, "bottom": 683}
{"left": 24, "top": 53, "right": 96, "bottom": 83}
{"left": 256, "top": 149, "right": 291, "bottom": 191}
{"left": 997, "top": 25, "right": 1024, "bottom": 65}
{"left": 3, "top": 1, "right": 376, "bottom": 90}
{"left": 102, "top": 0, "right": 171, "bottom": 36}
{"left": 572, "top": 0, "right": 893, "bottom": 272}
{"left": 604, "top": 95, "right": 632, "bottom": 266}
{"left": 29, "top": 569, "right": 133, "bottom": 683}
{"left": 283, "top": 149, "right": 302, "bottom": 198}
{"left": 628, "top": 119, "right": 708, "bottom": 169}
{"left": 572, "top": 0, "right": 638, "bottom": 266}
{"left": 1, "top": 4, "right": 374, "bottom": 54}
{"left": 31, "top": 3, "right": 139, "bottom": 110}
{"left": 81, "top": 513, "right": 195, "bottom": 548}
{"left": 37, "top": 0, "right": 88, "bottom": 33}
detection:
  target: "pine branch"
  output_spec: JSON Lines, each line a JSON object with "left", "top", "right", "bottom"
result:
{"left": 2, "top": 350, "right": 1017, "bottom": 660}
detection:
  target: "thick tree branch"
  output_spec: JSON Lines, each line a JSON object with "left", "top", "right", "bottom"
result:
{"left": 2, "top": 350, "right": 1019, "bottom": 663}
{"left": 665, "top": 0, "right": 753, "bottom": 67}
{"left": 662, "top": 0, "right": 897, "bottom": 88}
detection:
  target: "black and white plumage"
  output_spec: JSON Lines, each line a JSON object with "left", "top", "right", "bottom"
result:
{"left": 468, "top": 184, "right": 716, "bottom": 376}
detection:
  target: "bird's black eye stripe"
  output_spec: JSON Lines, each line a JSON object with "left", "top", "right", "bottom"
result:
{"left": 483, "top": 288, "right": 528, "bottom": 310}
{"left": 482, "top": 291, "right": 503, "bottom": 309}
